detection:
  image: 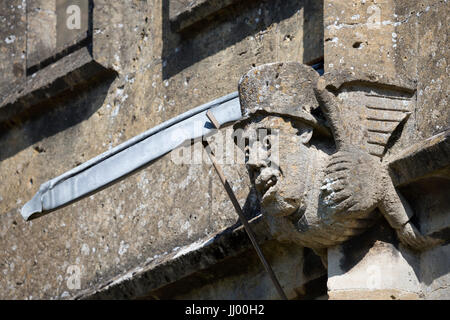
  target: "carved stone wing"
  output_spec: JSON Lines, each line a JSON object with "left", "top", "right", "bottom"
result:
{"left": 364, "top": 97, "right": 412, "bottom": 157}
{"left": 314, "top": 71, "right": 416, "bottom": 158}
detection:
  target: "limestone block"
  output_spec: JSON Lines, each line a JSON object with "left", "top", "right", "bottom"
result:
{"left": 0, "top": 47, "right": 116, "bottom": 131}
{"left": 327, "top": 222, "right": 421, "bottom": 300}
{"left": 27, "top": 0, "right": 57, "bottom": 67}
{"left": 169, "top": 0, "right": 242, "bottom": 32}
{"left": 420, "top": 244, "right": 450, "bottom": 299}
{"left": 0, "top": 0, "right": 447, "bottom": 301}
{"left": 55, "top": 0, "right": 90, "bottom": 51}
{"left": 324, "top": 0, "right": 398, "bottom": 78}
{"left": 414, "top": 1, "right": 449, "bottom": 139}
{"left": 27, "top": 0, "right": 90, "bottom": 69}
{"left": 0, "top": 0, "right": 26, "bottom": 90}
{"left": 0, "top": 0, "right": 323, "bottom": 294}
{"left": 324, "top": 0, "right": 449, "bottom": 144}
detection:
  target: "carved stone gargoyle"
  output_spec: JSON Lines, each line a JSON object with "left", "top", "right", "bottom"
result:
{"left": 233, "top": 62, "right": 440, "bottom": 265}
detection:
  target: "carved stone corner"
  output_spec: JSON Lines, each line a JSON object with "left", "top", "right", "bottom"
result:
{"left": 0, "top": 47, "right": 117, "bottom": 132}
{"left": 388, "top": 130, "right": 450, "bottom": 243}
{"left": 388, "top": 130, "right": 450, "bottom": 187}
{"left": 169, "top": 0, "right": 243, "bottom": 32}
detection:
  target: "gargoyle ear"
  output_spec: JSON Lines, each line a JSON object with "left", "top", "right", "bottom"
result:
{"left": 300, "top": 127, "right": 313, "bottom": 145}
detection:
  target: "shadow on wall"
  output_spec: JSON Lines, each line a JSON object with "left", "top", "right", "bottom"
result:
{"left": 400, "top": 177, "right": 450, "bottom": 286}
{"left": 161, "top": 0, "right": 324, "bottom": 80}
{"left": 0, "top": 73, "right": 116, "bottom": 162}
{"left": 0, "top": 0, "right": 116, "bottom": 163}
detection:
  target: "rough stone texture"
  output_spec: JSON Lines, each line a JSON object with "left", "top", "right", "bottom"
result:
{"left": 324, "top": 0, "right": 449, "bottom": 149}
{"left": 319, "top": 0, "right": 449, "bottom": 299}
{"left": 0, "top": 0, "right": 448, "bottom": 300}
{"left": 0, "top": 0, "right": 26, "bottom": 93}
{"left": 26, "top": 0, "right": 90, "bottom": 69}
{"left": 27, "top": 0, "right": 57, "bottom": 68}
{"left": 234, "top": 62, "right": 441, "bottom": 269}
{"left": 327, "top": 221, "right": 421, "bottom": 300}
{"left": 328, "top": 223, "right": 450, "bottom": 300}
{"left": 169, "top": 0, "right": 242, "bottom": 32}
{"left": 238, "top": 62, "right": 322, "bottom": 127}
{"left": 75, "top": 216, "right": 325, "bottom": 300}
{"left": 385, "top": 131, "right": 450, "bottom": 247}
{"left": 0, "top": 0, "right": 324, "bottom": 299}
{"left": 324, "top": 0, "right": 399, "bottom": 78}
{"left": 413, "top": 1, "right": 449, "bottom": 140}
{"left": 387, "top": 130, "right": 450, "bottom": 187}
{"left": 55, "top": 0, "right": 90, "bottom": 54}
{"left": 173, "top": 241, "right": 324, "bottom": 300}
{"left": 0, "top": 47, "right": 116, "bottom": 131}
{"left": 420, "top": 244, "right": 450, "bottom": 299}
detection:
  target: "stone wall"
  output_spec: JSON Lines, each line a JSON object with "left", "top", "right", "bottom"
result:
{"left": 324, "top": 0, "right": 449, "bottom": 150}
{"left": 0, "top": 0, "right": 325, "bottom": 299}
{"left": 0, "top": 0, "right": 448, "bottom": 300}
{"left": 323, "top": 0, "right": 449, "bottom": 299}
{"left": 0, "top": 0, "right": 26, "bottom": 91}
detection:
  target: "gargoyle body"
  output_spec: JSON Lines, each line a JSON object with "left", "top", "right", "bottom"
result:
{"left": 234, "top": 62, "right": 437, "bottom": 265}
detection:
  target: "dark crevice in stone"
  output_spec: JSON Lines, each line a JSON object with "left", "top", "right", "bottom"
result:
{"left": 294, "top": 274, "right": 328, "bottom": 300}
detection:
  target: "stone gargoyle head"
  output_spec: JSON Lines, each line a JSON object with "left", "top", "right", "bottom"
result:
{"left": 233, "top": 62, "right": 441, "bottom": 264}
{"left": 233, "top": 62, "right": 327, "bottom": 218}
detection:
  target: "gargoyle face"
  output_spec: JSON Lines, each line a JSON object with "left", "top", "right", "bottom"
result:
{"left": 236, "top": 115, "right": 314, "bottom": 218}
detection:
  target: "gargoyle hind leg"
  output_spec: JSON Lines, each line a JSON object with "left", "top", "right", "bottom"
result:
{"left": 379, "top": 173, "right": 442, "bottom": 251}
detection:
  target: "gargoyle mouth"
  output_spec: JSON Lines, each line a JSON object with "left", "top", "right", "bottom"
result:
{"left": 263, "top": 175, "right": 278, "bottom": 194}
{"left": 255, "top": 170, "right": 280, "bottom": 200}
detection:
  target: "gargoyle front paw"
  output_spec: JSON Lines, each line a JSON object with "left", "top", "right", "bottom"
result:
{"left": 396, "top": 222, "right": 442, "bottom": 251}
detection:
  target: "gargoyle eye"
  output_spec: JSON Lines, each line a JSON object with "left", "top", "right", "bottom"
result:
{"left": 263, "top": 136, "right": 271, "bottom": 150}
{"left": 244, "top": 146, "right": 250, "bottom": 162}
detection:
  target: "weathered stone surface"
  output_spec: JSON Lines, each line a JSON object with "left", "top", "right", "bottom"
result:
{"left": 414, "top": 1, "right": 449, "bottom": 139}
{"left": 55, "top": 0, "right": 90, "bottom": 54}
{"left": 159, "top": 0, "right": 324, "bottom": 81}
{"left": 169, "top": 0, "right": 242, "bottom": 32}
{"left": 386, "top": 131, "right": 450, "bottom": 243}
{"left": 328, "top": 220, "right": 450, "bottom": 300}
{"left": 27, "top": 0, "right": 90, "bottom": 69}
{"left": 327, "top": 221, "right": 421, "bottom": 300}
{"left": 26, "top": 0, "right": 57, "bottom": 68}
{"left": 172, "top": 241, "right": 325, "bottom": 300}
{"left": 402, "top": 180, "right": 450, "bottom": 242}
{"left": 0, "top": 0, "right": 324, "bottom": 299}
{"left": 324, "top": 0, "right": 449, "bottom": 149}
{"left": 324, "top": 0, "right": 398, "bottom": 78}
{"left": 328, "top": 211, "right": 450, "bottom": 300}
{"left": 237, "top": 62, "right": 323, "bottom": 130}
{"left": 387, "top": 130, "right": 450, "bottom": 187}
{"left": 0, "top": 0, "right": 26, "bottom": 92}
{"left": 75, "top": 216, "right": 325, "bottom": 300}
{"left": 0, "top": 0, "right": 448, "bottom": 301}
{"left": 420, "top": 244, "right": 450, "bottom": 299}
{"left": 314, "top": 2, "right": 449, "bottom": 299}
{"left": 0, "top": 47, "right": 116, "bottom": 131}
{"left": 234, "top": 62, "right": 440, "bottom": 269}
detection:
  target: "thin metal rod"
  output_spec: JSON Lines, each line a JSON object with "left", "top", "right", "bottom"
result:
{"left": 203, "top": 111, "right": 287, "bottom": 300}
